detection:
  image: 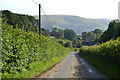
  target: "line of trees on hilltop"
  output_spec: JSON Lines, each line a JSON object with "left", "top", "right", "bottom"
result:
{"left": 1, "top": 10, "right": 49, "bottom": 37}
{"left": 2, "top": 10, "right": 38, "bottom": 31}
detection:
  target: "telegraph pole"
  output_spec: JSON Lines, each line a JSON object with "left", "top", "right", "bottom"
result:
{"left": 39, "top": 4, "right": 41, "bottom": 35}
{"left": 118, "top": 1, "right": 120, "bottom": 21}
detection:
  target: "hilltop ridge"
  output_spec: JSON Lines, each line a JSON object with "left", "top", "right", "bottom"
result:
{"left": 35, "top": 15, "right": 111, "bottom": 34}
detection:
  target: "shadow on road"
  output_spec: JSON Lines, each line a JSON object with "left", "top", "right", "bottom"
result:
{"left": 73, "top": 52, "right": 107, "bottom": 79}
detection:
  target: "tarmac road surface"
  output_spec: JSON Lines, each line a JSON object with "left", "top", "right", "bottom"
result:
{"left": 37, "top": 52, "right": 107, "bottom": 79}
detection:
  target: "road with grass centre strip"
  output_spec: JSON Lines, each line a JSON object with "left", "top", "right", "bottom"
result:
{"left": 37, "top": 52, "right": 107, "bottom": 78}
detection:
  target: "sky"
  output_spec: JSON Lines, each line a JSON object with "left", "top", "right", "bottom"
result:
{"left": 0, "top": 0, "right": 120, "bottom": 19}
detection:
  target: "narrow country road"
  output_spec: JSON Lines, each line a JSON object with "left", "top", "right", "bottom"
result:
{"left": 37, "top": 52, "right": 107, "bottom": 78}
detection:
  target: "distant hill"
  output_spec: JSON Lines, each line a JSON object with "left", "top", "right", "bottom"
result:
{"left": 34, "top": 15, "right": 111, "bottom": 34}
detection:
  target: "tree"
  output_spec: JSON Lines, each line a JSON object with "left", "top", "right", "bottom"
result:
{"left": 64, "top": 29, "right": 77, "bottom": 41}
{"left": 72, "top": 39, "right": 82, "bottom": 48}
{"left": 93, "top": 29, "right": 103, "bottom": 39}
{"left": 50, "top": 28, "right": 64, "bottom": 39}
{"left": 50, "top": 27, "right": 58, "bottom": 37}
{"left": 82, "top": 31, "right": 87, "bottom": 42}
{"left": 77, "top": 40, "right": 82, "bottom": 48}
{"left": 93, "top": 29, "right": 102, "bottom": 34}
{"left": 82, "top": 32, "right": 87, "bottom": 37}
{"left": 2, "top": 10, "right": 39, "bottom": 33}
{"left": 87, "top": 32, "right": 96, "bottom": 42}
{"left": 41, "top": 28, "right": 50, "bottom": 37}
{"left": 57, "top": 29, "right": 64, "bottom": 39}
{"left": 99, "top": 20, "right": 120, "bottom": 43}
{"left": 77, "top": 34, "right": 82, "bottom": 41}
{"left": 82, "top": 31, "right": 96, "bottom": 42}
{"left": 72, "top": 39, "right": 78, "bottom": 48}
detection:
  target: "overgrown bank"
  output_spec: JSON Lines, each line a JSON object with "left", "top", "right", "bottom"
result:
{"left": 1, "top": 22, "right": 71, "bottom": 78}
{"left": 79, "top": 38, "right": 120, "bottom": 78}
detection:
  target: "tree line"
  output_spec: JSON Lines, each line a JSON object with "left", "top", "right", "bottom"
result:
{"left": 99, "top": 20, "right": 120, "bottom": 43}
{"left": 50, "top": 27, "right": 82, "bottom": 48}
{"left": 1, "top": 10, "right": 49, "bottom": 37}
{"left": 3, "top": 10, "right": 118, "bottom": 47}
{"left": 82, "top": 29, "right": 103, "bottom": 42}
{"left": 1, "top": 10, "right": 82, "bottom": 48}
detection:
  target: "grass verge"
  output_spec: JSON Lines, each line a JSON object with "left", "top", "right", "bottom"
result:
{"left": 14, "top": 53, "right": 68, "bottom": 78}
{"left": 79, "top": 53, "right": 120, "bottom": 79}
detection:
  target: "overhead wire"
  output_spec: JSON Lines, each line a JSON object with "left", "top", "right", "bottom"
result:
{"left": 41, "top": 7, "right": 54, "bottom": 27}
{"left": 32, "top": 0, "right": 39, "bottom": 5}
{"left": 32, "top": 0, "right": 54, "bottom": 28}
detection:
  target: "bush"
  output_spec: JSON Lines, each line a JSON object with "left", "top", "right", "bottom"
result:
{"left": 79, "top": 38, "right": 120, "bottom": 78}
{"left": 1, "top": 23, "right": 70, "bottom": 78}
